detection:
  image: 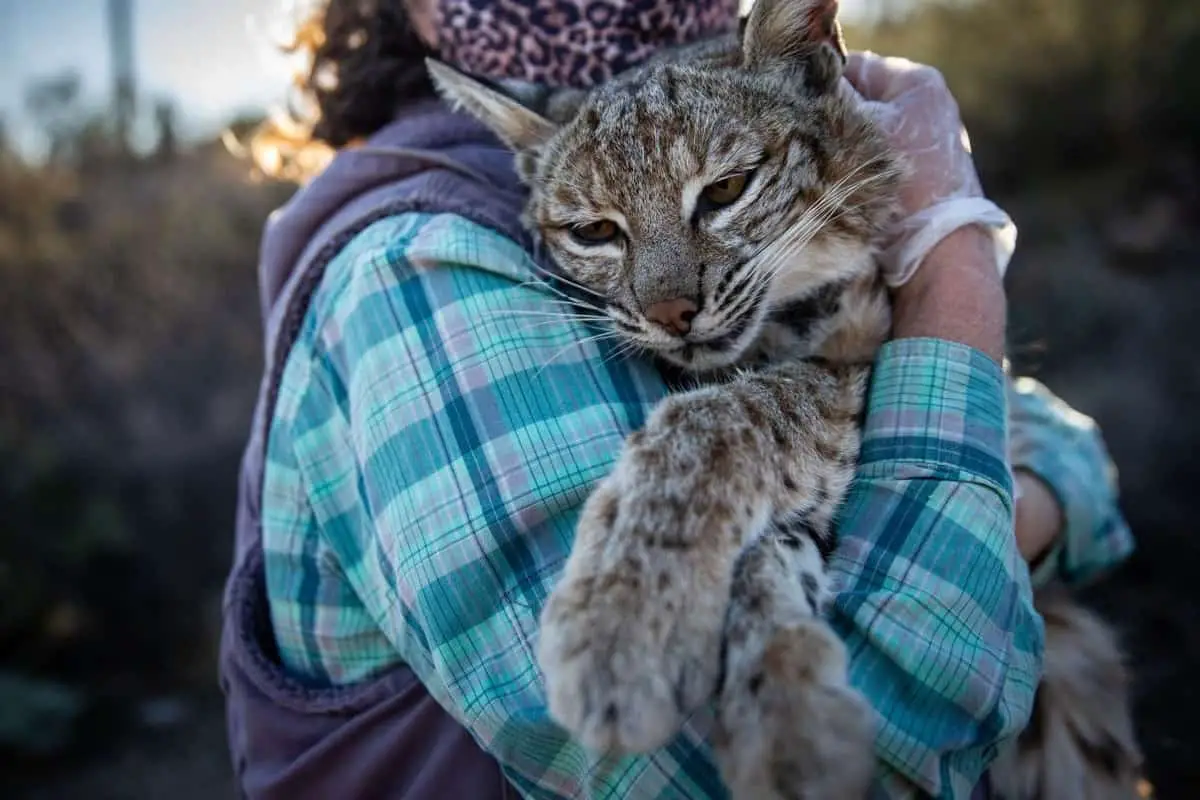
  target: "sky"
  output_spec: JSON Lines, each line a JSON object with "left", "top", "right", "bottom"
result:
{"left": 0, "top": 0, "right": 870, "bottom": 154}
{"left": 0, "top": 0, "right": 295, "bottom": 152}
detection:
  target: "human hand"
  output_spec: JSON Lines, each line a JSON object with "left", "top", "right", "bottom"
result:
{"left": 842, "top": 51, "right": 1011, "bottom": 362}
{"left": 842, "top": 50, "right": 1017, "bottom": 287}
{"left": 844, "top": 54, "right": 1068, "bottom": 539}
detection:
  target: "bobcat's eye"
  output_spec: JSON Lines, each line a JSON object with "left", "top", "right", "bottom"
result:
{"left": 569, "top": 220, "right": 620, "bottom": 245}
{"left": 701, "top": 172, "right": 751, "bottom": 208}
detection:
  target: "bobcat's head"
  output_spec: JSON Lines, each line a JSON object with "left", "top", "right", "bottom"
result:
{"left": 430, "top": 0, "right": 902, "bottom": 372}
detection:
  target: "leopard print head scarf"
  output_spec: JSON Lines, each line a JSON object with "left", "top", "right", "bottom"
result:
{"left": 434, "top": 0, "right": 740, "bottom": 88}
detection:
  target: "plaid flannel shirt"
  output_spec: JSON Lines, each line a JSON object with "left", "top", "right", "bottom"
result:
{"left": 262, "top": 212, "right": 1133, "bottom": 799}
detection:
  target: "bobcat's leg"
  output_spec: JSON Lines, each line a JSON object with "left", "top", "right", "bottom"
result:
{"left": 992, "top": 585, "right": 1144, "bottom": 800}
{"left": 537, "top": 360, "right": 869, "bottom": 755}
{"left": 714, "top": 516, "right": 875, "bottom": 800}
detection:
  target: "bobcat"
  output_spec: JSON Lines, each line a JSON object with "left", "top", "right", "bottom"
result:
{"left": 427, "top": 0, "right": 1142, "bottom": 796}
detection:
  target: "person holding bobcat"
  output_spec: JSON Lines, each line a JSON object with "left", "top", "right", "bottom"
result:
{"left": 220, "top": 1, "right": 1136, "bottom": 798}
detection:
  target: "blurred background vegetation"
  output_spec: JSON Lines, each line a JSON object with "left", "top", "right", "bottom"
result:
{"left": 2, "top": 0, "right": 1199, "bottom": 797}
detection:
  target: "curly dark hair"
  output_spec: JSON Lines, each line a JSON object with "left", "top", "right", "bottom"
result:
{"left": 248, "top": 0, "right": 435, "bottom": 181}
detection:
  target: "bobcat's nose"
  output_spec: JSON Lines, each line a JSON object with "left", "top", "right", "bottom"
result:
{"left": 644, "top": 297, "right": 699, "bottom": 336}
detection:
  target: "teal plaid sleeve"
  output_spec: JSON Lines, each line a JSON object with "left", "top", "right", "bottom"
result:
{"left": 829, "top": 340, "right": 1043, "bottom": 799}
{"left": 1007, "top": 376, "right": 1135, "bottom": 588}
{"left": 262, "top": 213, "right": 1043, "bottom": 799}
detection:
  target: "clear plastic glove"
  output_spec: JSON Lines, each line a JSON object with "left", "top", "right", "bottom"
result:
{"left": 841, "top": 51, "right": 1017, "bottom": 287}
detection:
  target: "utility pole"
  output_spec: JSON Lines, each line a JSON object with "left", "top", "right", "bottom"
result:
{"left": 107, "top": 0, "right": 136, "bottom": 156}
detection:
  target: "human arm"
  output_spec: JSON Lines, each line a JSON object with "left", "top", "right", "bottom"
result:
{"left": 843, "top": 50, "right": 1011, "bottom": 363}
{"left": 829, "top": 229, "right": 1037, "bottom": 799}
{"left": 829, "top": 217, "right": 1038, "bottom": 800}
{"left": 891, "top": 225, "right": 1006, "bottom": 362}
{"left": 841, "top": 48, "right": 1133, "bottom": 584}
{"left": 1008, "top": 376, "right": 1135, "bottom": 586}
{"left": 828, "top": 337, "right": 1040, "bottom": 799}
{"left": 829, "top": 53, "right": 1040, "bottom": 797}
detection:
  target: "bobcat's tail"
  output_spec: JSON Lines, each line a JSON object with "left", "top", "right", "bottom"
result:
{"left": 992, "top": 585, "right": 1145, "bottom": 799}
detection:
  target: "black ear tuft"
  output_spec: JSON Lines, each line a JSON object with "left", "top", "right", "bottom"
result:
{"left": 743, "top": 0, "right": 847, "bottom": 92}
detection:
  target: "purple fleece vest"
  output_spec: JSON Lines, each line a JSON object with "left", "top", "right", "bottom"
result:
{"left": 220, "top": 99, "right": 530, "bottom": 799}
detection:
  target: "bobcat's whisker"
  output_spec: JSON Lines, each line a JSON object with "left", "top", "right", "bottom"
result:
{"left": 487, "top": 319, "right": 614, "bottom": 337}
{"left": 478, "top": 313, "right": 613, "bottom": 337}
{"left": 746, "top": 155, "right": 895, "bottom": 283}
{"left": 755, "top": 169, "right": 892, "bottom": 282}
{"left": 525, "top": 246, "right": 610, "bottom": 302}
{"left": 742, "top": 155, "right": 887, "bottom": 266}
{"left": 515, "top": 278, "right": 611, "bottom": 316}
{"left": 531, "top": 265, "right": 609, "bottom": 304}
{"left": 601, "top": 338, "right": 646, "bottom": 367}
{"left": 777, "top": 167, "right": 885, "bottom": 254}
{"left": 761, "top": 198, "right": 861, "bottom": 281}
{"left": 533, "top": 330, "right": 626, "bottom": 378}
{"left": 479, "top": 309, "right": 611, "bottom": 323}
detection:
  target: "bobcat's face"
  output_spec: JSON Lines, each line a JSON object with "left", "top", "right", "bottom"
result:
{"left": 525, "top": 67, "right": 899, "bottom": 371}
{"left": 429, "top": 0, "right": 902, "bottom": 371}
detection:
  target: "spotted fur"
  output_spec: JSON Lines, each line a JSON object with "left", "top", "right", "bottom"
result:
{"left": 428, "top": 0, "right": 1140, "bottom": 796}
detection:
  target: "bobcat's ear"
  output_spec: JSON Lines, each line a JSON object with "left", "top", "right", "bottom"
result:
{"left": 742, "top": 0, "right": 847, "bottom": 92}
{"left": 425, "top": 59, "right": 559, "bottom": 153}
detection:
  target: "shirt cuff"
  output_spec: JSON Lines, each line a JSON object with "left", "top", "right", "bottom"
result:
{"left": 860, "top": 337, "right": 1013, "bottom": 499}
{"left": 1007, "top": 377, "right": 1136, "bottom": 586}
{"left": 1019, "top": 453, "right": 1135, "bottom": 588}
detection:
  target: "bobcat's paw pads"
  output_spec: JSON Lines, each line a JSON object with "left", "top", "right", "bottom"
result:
{"left": 716, "top": 621, "right": 876, "bottom": 800}
{"left": 536, "top": 485, "right": 727, "bottom": 753}
{"left": 537, "top": 565, "right": 725, "bottom": 753}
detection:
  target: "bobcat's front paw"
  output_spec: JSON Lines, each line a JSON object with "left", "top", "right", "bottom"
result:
{"left": 537, "top": 479, "right": 737, "bottom": 754}
{"left": 716, "top": 621, "right": 876, "bottom": 800}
